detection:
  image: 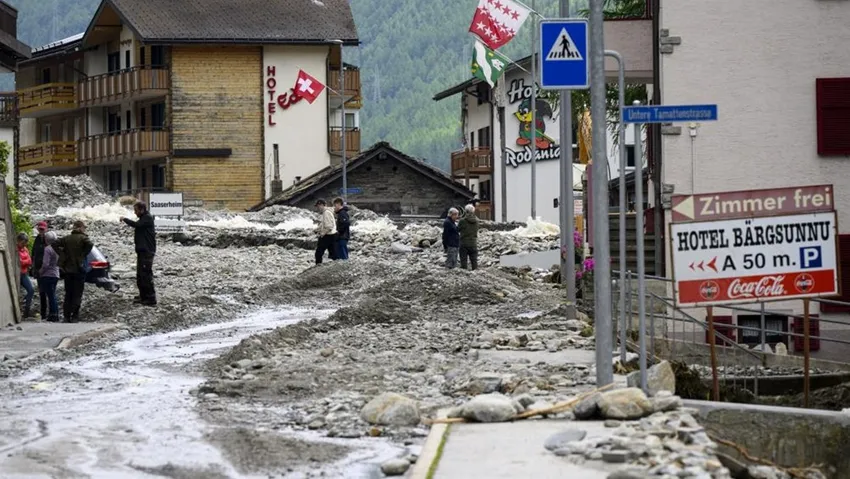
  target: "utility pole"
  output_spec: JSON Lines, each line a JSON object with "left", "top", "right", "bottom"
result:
{"left": 558, "top": 0, "right": 576, "bottom": 314}
{"left": 530, "top": 0, "right": 538, "bottom": 219}
{"left": 589, "top": 0, "right": 613, "bottom": 387}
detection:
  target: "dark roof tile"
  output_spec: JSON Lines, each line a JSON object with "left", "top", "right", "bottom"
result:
{"left": 109, "top": 0, "right": 357, "bottom": 44}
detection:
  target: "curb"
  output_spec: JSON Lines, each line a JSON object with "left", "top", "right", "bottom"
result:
{"left": 56, "top": 324, "right": 120, "bottom": 350}
{"left": 410, "top": 413, "right": 451, "bottom": 479}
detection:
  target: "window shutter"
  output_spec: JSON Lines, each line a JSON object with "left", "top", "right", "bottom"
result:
{"left": 820, "top": 234, "right": 850, "bottom": 313}
{"left": 816, "top": 78, "right": 850, "bottom": 156}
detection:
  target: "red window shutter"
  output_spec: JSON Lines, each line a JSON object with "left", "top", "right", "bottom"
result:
{"left": 820, "top": 234, "right": 850, "bottom": 313}
{"left": 816, "top": 78, "right": 850, "bottom": 156}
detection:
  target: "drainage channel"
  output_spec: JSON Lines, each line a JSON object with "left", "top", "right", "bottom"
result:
{"left": 0, "top": 309, "right": 404, "bottom": 478}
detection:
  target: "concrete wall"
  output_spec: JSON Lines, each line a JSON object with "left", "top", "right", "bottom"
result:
{"left": 263, "top": 45, "right": 332, "bottom": 197}
{"left": 687, "top": 400, "right": 850, "bottom": 478}
{"left": 294, "top": 157, "right": 470, "bottom": 217}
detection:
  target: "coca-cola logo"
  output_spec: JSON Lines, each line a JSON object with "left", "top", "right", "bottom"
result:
{"left": 728, "top": 276, "right": 786, "bottom": 300}
{"left": 794, "top": 273, "right": 814, "bottom": 293}
{"left": 699, "top": 281, "right": 719, "bottom": 300}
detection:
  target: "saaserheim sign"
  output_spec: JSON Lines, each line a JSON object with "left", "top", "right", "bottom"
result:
{"left": 504, "top": 78, "right": 562, "bottom": 168}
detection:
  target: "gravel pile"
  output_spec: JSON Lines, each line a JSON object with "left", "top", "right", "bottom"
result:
{"left": 18, "top": 170, "right": 113, "bottom": 215}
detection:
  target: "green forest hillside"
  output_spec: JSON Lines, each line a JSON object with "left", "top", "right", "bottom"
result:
{"left": 2, "top": 0, "right": 591, "bottom": 171}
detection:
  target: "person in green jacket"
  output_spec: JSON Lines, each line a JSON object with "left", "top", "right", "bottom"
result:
{"left": 458, "top": 204, "right": 479, "bottom": 271}
{"left": 57, "top": 220, "right": 93, "bottom": 323}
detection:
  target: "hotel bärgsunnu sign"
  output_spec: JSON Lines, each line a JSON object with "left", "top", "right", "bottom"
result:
{"left": 670, "top": 185, "right": 840, "bottom": 307}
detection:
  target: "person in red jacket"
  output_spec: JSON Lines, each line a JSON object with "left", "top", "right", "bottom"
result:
{"left": 17, "top": 233, "right": 33, "bottom": 318}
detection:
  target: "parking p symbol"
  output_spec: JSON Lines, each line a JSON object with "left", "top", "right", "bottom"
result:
{"left": 800, "top": 246, "right": 822, "bottom": 269}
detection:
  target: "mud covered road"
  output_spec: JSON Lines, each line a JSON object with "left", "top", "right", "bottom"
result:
{"left": 0, "top": 309, "right": 404, "bottom": 479}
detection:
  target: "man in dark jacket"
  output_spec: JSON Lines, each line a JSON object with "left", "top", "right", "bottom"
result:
{"left": 458, "top": 204, "right": 480, "bottom": 270}
{"left": 32, "top": 221, "right": 48, "bottom": 318}
{"left": 57, "top": 220, "right": 93, "bottom": 322}
{"left": 442, "top": 207, "right": 460, "bottom": 269}
{"left": 121, "top": 201, "right": 157, "bottom": 306}
{"left": 333, "top": 197, "right": 351, "bottom": 260}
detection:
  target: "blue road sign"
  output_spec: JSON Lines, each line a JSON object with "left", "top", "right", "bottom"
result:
{"left": 539, "top": 19, "right": 589, "bottom": 90}
{"left": 622, "top": 104, "right": 718, "bottom": 124}
{"left": 339, "top": 187, "right": 362, "bottom": 195}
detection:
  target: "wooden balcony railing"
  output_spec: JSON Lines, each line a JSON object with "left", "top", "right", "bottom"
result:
{"left": 451, "top": 147, "right": 492, "bottom": 174}
{"left": 329, "top": 127, "right": 361, "bottom": 156}
{"left": 78, "top": 66, "right": 170, "bottom": 107}
{"left": 0, "top": 92, "right": 15, "bottom": 126}
{"left": 475, "top": 201, "right": 493, "bottom": 221}
{"left": 78, "top": 128, "right": 169, "bottom": 165}
{"left": 327, "top": 67, "right": 361, "bottom": 101}
{"left": 18, "top": 141, "right": 77, "bottom": 172}
{"left": 17, "top": 83, "right": 76, "bottom": 117}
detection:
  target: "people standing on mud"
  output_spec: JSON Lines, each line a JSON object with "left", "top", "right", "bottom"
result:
{"left": 17, "top": 233, "right": 33, "bottom": 318}
{"left": 39, "top": 232, "right": 60, "bottom": 322}
{"left": 314, "top": 199, "right": 337, "bottom": 264}
{"left": 442, "top": 207, "right": 460, "bottom": 269}
{"left": 32, "top": 221, "right": 49, "bottom": 319}
{"left": 333, "top": 197, "right": 350, "bottom": 261}
{"left": 121, "top": 201, "right": 157, "bottom": 306}
{"left": 459, "top": 204, "right": 479, "bottom": 271}
{"left": 58, "top": 220, "right": 93, "bottom": 323}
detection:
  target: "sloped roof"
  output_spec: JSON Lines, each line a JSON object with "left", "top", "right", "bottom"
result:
{"left": 250, "top": 142, "right": 475, "bottom": 211}
{"left": 85, "top": 0, "right": 358, "bottom": 46}
{"left": 0, "top": 1, "right": 30, "bottom": 62}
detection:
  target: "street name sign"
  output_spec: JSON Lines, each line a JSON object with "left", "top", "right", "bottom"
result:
{"left": 539, "top": 19, "right": 589, "bottom": 90}
{"left": 622, "top": 104, "right": 718, "bottom": 124}
{"left": 671, "top": 211, "right": 839, "bottom": 306}
{"left": 671, "top": 185, "right": 834, "bottom": 223}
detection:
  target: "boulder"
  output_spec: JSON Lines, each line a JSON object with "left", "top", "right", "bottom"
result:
{"left": 651, "top": 391, "right": 683, "bottom": 412}
{"left": 459, "top": 393, "right": 519, "bottom": 423}
{"left": 598, "top": 388, "right": 653, "bottom": 420}
{"left": 775, "top": 342, "right": 788, "bottom": 356}
{"left": 360, "top": 393, "right": 421, "bottom": 426}
{"left": 380, "top": 458, "right": 411, "bottom": 476}
{"left": 572, "top": 392, "right": 602, "bottom": 420}
{"left": 543, "top": 428, "right": 587, "bottom": 451}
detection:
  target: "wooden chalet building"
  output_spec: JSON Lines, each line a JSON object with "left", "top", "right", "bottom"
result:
{"left": 0, "top": 1, "right": 31, "bottom": 185}
{"left": 252, "top": 142, "right": 475, "bottom": 217}
{"left": 15, "top": 0, "right": 361, "bottom": 210}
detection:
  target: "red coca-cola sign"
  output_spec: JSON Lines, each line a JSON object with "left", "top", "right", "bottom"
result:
{"left": 678, "top": 270, "right": 837, "bottom": 306}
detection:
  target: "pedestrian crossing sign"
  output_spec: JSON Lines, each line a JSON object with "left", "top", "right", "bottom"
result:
{"left": 545, "top": 28, "right": 583, "bottom": 61}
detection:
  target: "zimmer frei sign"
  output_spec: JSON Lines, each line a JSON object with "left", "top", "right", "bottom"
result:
{"left": 670, "top": 185, "right": 840, "bottom": 306}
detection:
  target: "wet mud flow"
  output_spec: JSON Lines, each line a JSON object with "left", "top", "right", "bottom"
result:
{"left": 0, "top": 309, "right": 400, "bottom": 478}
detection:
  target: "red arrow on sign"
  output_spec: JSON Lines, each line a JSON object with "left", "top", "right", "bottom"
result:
{"left": 707, "top": 257, "right": 718, "bottom": 272}
{"left": 697, "top": 261, "right": 704, "bottom": 271}
{"left": 689, "top": 262, "right": 695, "bottom": 271}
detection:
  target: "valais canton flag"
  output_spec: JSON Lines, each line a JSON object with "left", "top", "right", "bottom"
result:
{"left": 469, "top": 0, "right": 531, "bottom": 51}
{"left": 293, "top": 69, "right": 325, "bottom": 104}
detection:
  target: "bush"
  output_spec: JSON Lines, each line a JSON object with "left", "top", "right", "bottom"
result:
{"left": 0, "top": 141, "right": 33, "bottom": 247}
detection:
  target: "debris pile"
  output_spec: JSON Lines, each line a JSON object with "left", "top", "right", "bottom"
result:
{"left": 18, "top": 170, "right": 112, "bottom": 215}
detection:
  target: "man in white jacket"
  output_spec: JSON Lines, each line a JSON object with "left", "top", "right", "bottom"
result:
{"left": 314, "top": 199, "right": 338, "bottom": 264}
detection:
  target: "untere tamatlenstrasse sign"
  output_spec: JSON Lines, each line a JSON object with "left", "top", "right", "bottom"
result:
{"left": 671, "top": 211, "right": 840, "bottom": 306}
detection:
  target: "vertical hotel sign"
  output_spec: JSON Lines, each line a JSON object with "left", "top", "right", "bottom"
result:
{"left": 265, "top": 66, "right": 303, "bottom": 126}
{"left": 669, "top": 185, "right": 840, "bottom": 306}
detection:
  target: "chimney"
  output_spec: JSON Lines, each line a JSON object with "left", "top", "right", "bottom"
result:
{"left": 271, "top": 144, "right": 283, "bottom": 195}
{"left": 294, "top": 176, "right": 302, "bottom": 184}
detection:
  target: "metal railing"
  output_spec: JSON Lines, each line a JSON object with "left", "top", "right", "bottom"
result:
{"left": 613, "top": 270, "right": 850, "bottom": 406}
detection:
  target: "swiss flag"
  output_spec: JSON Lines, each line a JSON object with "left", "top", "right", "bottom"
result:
{"left": 469, "top": 0, "right": 531, "bottom": 50}
{"left": 293, "top": 69, "right": 325, "bottom": 104}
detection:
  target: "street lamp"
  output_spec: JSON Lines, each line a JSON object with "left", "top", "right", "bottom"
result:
{"left": 330, "top": 39, "right": 347, "bottom": 202}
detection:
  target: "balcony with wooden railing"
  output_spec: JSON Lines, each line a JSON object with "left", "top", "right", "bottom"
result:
{"left": 327, "top": 67, "right": 361, "bottom": 108}
{"left": 475, "top": 200, "right": 493, "bottom": 221}
{"left": 329, "top": 127, "right": 361, "bottom": 158}
{"left": 17, "top": 83, "right": 76, "bottom": 118}
{"left": 0, "top": 92, "right": 15, "bottom": 126}
{"left": 451, "top": 147, "right": 492, "bottom": 176}
{"left": 18, "top": 141, "right": 77, "bottom": 172}
{"left": 78, "top": 128, "right": 169, "bottom": 166}
{"left": 78, "top": 66, "right": 170, "bottom": 108}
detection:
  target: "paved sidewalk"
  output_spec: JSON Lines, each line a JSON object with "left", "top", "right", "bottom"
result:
{"left": 0, "top": 321, "right": 120, "bottom": 359}
{"left": 416, "top": 419, "right": 625, "bottom": 479}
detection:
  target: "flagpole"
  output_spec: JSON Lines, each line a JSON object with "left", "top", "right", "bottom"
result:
{"left": 530, "top": 0, "right": 537, "bottom": 220}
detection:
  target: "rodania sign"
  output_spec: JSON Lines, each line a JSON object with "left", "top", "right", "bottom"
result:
{"left": 503, "top": 78, "right": 562, "bottom": 168}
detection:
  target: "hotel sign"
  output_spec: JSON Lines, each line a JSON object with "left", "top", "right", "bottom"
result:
{"left": 265, "top": 66, "right": 303, "bottom": 126}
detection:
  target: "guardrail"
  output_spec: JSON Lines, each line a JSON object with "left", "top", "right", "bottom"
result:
{"left": 613, "top": 270, "right": 850, "bottom": 407}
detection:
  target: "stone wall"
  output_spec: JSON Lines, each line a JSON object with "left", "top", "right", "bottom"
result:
{"left": 294, "top": 158, "right": 471, "bottom": 216}
{"left": 170, "top": 46, "right": 264, "bottom": 210}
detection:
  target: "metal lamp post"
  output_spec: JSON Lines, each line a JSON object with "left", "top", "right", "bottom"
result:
{"left": 331, "top": 39, "right": 347, "bottom": 201}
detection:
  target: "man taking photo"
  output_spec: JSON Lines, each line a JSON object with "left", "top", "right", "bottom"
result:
{"left": 120, "top": 201, "right": 157, "bottom": 306}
